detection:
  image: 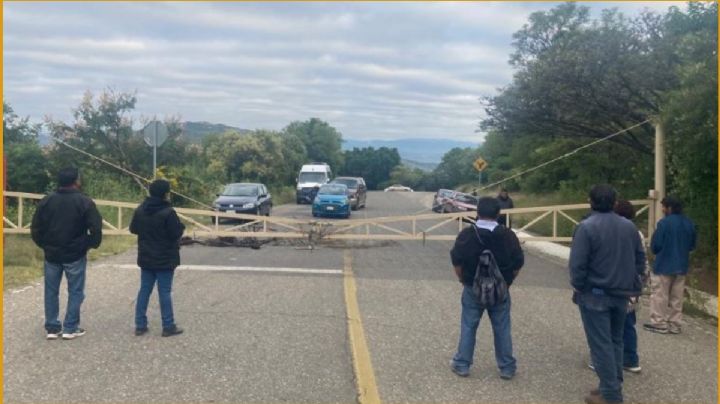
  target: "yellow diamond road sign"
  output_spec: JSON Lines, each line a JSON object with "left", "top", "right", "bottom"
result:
{"left": 473, "top": 158, "right": 488, "bottom": 172}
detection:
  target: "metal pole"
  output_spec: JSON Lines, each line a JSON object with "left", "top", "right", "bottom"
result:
{"left": 654, "top": 121, "right": 665, "bottom": 225}
{"left": 153, "top": 121, "right": 158, "bottom": 179}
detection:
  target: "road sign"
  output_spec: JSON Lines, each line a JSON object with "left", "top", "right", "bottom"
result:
{"left": 473, "top": 158, "right": 488, "bottom": 172}
{"left": 142, "top": 121, "right": 168, "bottom": 147}
{"left": 142, "top": 121, "right": 168, "bottom": 179}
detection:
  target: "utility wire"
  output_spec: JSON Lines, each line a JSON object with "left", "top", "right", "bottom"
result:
{"left": 51, "top": 136, "right": 214, "bottom": 209}
{"left": 476, "top": 119, "right": 652, "bottom": 192}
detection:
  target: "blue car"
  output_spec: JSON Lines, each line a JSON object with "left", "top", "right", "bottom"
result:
{"left": 312, "top": 184, "right": 351, "bottom": 218}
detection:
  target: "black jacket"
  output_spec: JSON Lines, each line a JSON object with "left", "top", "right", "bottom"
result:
{"left": 497, "top": 196, "right": 514, "bottom": 210}
{"left": 569, "top": 211, "right": 646, "bottom": 296}
{"left": 31, "top": 188, "right": 103, "bottom": 264}
{"left": 450, "top": 223, "right": 524, "bottom": 287}
{"left": 129, "top": 197, "right": 185, "bottom": 270}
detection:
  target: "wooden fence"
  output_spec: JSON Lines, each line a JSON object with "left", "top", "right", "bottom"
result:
{"left": 3, "top": 191, "right": 655, "bottom": 243}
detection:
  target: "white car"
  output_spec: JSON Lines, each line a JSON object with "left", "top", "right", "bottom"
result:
{"left": 384, "top": 184, "right": 414, "bottom": 192}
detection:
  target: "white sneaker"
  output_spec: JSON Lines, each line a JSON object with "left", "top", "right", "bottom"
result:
{"left": 46, "top": 331, "right": 61, "bottom": 340}
{"left": 623, "top": 365, "right": 642, "bottom": 373}
{"left": 62, "top": 328, "right": 86, "bottom": 340}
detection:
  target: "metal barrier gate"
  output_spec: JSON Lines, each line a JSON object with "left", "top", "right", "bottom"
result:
{"left": 3, "top": 191, "right": 655, "bottom": 242}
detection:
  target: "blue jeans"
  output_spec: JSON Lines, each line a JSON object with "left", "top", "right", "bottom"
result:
{"left": 623, "top": 311, "right": 638, "bottom": 367}
{"left": 44, "top": 257, "right": 87, "bottom": 333}
{"left": 452, "top": 286, "right": 516, "bottom": 375}
{"left": 579, "top": 291, "right": 628, "bottom": 403}
{"left": 135, "top": 268, "right": 176, "bottom": 330}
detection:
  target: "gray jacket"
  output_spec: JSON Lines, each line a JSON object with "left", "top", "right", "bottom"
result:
{"left": 569, "top": 211, "right": 646, "bottom": 296}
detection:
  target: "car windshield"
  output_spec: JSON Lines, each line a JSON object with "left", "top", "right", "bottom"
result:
{"left": 456, "top": 194, "right": 477, "bottom": 205}
{"left": 298, "top": 172, "right": 327, "bottom": 183}
{"left": 332, "top": 178, "right": 358, "bottom": 188}
{"left": 222, "top": 184, "right": 258, "bottom": 197}
{"left": 319, "top": 184, "right": 347, "bottom": 195}
{"left": 438, "top": 189, "right": 453, "bottom": 197}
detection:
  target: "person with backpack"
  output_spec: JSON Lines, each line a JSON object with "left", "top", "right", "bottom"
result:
{"left": 570, "top": 185, "right": 646, "bottom": 404}
{"left": 130, "top": 179, "right": 185, "bottom": 337}
{"left": 449, "top": 197, "right": 524, "bottom": 380}
{"left": 31, "top": 167, "right": 103, "bottom": 340}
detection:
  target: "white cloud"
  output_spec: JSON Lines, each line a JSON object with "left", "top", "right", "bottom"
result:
{"left": 3, "top": 1, "right": 681, "bottom": 141}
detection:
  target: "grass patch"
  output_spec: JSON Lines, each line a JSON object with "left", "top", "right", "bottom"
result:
{"left": 3, "top": 235, "right": 135, "bottom": 291}
{"left": 270, "top": 185, "right": 296, "bottom": 205}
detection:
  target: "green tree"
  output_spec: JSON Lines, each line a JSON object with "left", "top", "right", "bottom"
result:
{"left": 662, "top": 3, "right": 718, "bottom": 271}
{"left": 205, "top": 130, "right": 285, "bottom": 184}
{"left": 278, "top": 133, "right": 308, "bottom": 184}
{"left": 483, "top": 2, "right": 678, "bottom": 153}
{"left": 385, "top": 165, "right": 427, "bottom": 191}
{"left": 3, "top": 103, "right": 49, "bottom": 192}
{"left": 283, "top": 118, "right": 344, "bottom": 170}
{"left": 432, "top": 147, "right": 480, "bottom": 189}
{"left": 341, "top": 147, "right": 401, "bottom": 190}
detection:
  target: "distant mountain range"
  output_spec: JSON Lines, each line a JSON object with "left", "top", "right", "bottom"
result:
{"left": 401, "top": 159, "right": 438, "bottom": 172}
{"left": 182, "top": 121, "right": 250, "bottom": 143}
{"left": 181, "top": 121, "right": 479, "bottom": 165}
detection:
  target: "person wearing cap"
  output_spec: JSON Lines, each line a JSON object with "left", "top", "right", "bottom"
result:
{"left": 130, "top": 179, "right": 185, "bottom": 337}
{"left": 31, "top": 167, "right": 103, "bottom": 340}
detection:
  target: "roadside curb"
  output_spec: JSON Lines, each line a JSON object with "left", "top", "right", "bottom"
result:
{"left": 515, "top": 230, "right": 718, "bottom": 319}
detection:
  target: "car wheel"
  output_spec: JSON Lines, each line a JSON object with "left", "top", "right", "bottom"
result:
{"left": 296, "top": 198, "right": 302, "bottom": 204}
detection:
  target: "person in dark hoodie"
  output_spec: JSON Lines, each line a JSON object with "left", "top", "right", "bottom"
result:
{"left": 130, "top": 179, "right": 185, "bottom": 337}
{"left": 449, "top": 197, "right": 524, "bottom": 380}
{"left": 496, "top": 188, "right": 514, "bottom": 227}
{"left": 31, "top": 167, "right": 103, "bottom": 340}
{"left": 569, "top": 185, "right": 646, "bottom": 404}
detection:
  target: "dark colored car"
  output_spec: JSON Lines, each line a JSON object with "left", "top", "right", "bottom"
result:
{"left": 440, "top": 192, "right": 477, "bottom": 213}
{"left": 432, "top": 189, "right": 454, "bottom": 212}
{"left": 214, "top": 183, "right": 272, "bottom": 217}
{"left": 330, "top": 177, "right": 367, "bottom": 210}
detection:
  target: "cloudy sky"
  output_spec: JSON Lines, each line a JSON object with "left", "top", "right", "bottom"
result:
{"left": 4, "top": 2, "right": 681, "bottom": 142}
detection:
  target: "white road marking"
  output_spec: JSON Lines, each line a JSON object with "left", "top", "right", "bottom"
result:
{"left": 95, "top": 264, "right": 342, "bottom": 275}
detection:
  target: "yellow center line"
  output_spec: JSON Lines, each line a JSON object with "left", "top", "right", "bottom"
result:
{"left": 343, "top": 249, "right": 382, "bottom": 404}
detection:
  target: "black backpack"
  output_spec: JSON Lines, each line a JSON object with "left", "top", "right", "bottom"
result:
{"left": 471, "top": 227, "right": 508, "bottom": 307}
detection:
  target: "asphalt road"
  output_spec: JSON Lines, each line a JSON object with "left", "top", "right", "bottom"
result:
{"left": 4, "top": 191, "right": 717, "bottom": 403}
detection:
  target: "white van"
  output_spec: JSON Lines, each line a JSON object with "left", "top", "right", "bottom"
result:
{"left": 296, "top": 162, "right": 332, "bottom": 204}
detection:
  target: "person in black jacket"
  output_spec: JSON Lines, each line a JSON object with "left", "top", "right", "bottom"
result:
{"left": 569, "top": 185, "right": 645, "bottom": 404}
{"left": 130, "top": 179, "right": 185, "bottom": 337}
{"left": 496, "top": 188, "right": 514, "bottom": 227}
{"left": 31, "top": 167, "right": 103, "bottom": 340}
{"left": 449, "top": 197, "right": 524, "bottom": 380}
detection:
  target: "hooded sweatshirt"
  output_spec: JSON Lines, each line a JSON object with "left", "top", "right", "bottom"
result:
{"left": 129, "top": 197, "right": 185, "bottom": 270}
